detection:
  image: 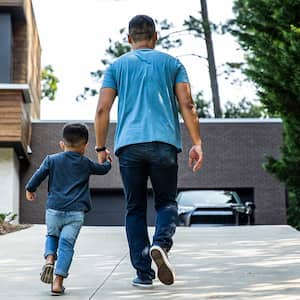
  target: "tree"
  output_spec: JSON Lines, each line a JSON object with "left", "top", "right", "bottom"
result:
{"left": 79, "top": 15, "right": 223, "bottom": 117}
{"left": 41, "top": 65, "right": 59, "bottom": 101}
{"left": 224, "top": 98, "right": 267, "bottom": 118}
{"left": 78, "top": 20, "right": 183, "bottom": 101}
{"left": 194, "top": 91, "right": 213, "bottom": 118}
{"left": 230, "top": 0, "right": 300, "bottom": 228}
{"left": 199, "top": 0, "right": 222, "bottom": 117}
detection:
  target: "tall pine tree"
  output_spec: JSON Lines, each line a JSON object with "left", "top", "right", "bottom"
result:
{"left": 230, "top": 0, "right": 300, "bottom": 228}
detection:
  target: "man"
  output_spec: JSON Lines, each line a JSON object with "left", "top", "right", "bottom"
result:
{"left": 94, "top": 15, "right": 203, "bottom": 288}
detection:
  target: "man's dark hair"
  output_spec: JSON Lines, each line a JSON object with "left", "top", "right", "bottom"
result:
{"left": 62, "top": 123, "right": 89, "bottom": 147}
{"left": 128, "top": 15, "right": 155, "bottom": 42}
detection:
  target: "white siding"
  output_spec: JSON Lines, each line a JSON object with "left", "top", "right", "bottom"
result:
{"left": 0, "top": 148, "right": 20, "bottom": 222}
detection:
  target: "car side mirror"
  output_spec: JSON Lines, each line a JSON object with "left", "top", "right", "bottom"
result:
{"left": 245, "top": 202, "right": 256, "bottom": 209}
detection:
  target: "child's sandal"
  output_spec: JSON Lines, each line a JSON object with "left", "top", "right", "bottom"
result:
{"left": 51, "top": 285, "right": 65, "bottom": 296}
{"left": 40, "top": 263, "right": 54, "bottom": 284}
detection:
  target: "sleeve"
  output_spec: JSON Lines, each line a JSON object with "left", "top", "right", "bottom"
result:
{"left": 175, "top": 59, "right": 190, "bottom": 84}
{"left": 101, "top": 64, "right": 117, "bottom": 90}
{"left": 89, "top": 160, "right": 112, "bottom": 175}
{"left": 25, "top": 156, "right": 50, "bottom": 192}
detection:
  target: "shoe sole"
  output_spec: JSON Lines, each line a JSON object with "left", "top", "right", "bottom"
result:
{"left": 40, "top": 264, "right": 54, "bottom": 284}
{"left": 150, "top": 246, "right": 175, "bottom": 285}
{"left": 132, "top": 282, "right": 153, "bottom": 289}
{"left": 51, "top": 286, "right": 65, "bottom": 296}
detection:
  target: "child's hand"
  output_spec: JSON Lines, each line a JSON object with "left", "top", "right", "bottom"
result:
{"left": 26, "top": 190, "right": 36, "bottom": 201}
{"left": 97, "top": 149, "right": 112, "bottom": 163}
{"left": 105, "top": 149, "right": 113, "bottom": 163}
{"left": 106, "top": 152, "right": 112, "bottom": 163}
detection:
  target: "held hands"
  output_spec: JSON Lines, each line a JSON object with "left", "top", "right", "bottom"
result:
{"left": 26, "top": 190, "right": 36, "bottom": 201}
{"left": 97, "top": 149, "right": 112, "bottom": 164}
{"left": 189, "top": 144, "right": 203, "bottom": 172}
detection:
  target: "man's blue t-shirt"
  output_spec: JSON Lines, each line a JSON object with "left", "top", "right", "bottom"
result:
{"left": 102, "top": 48, "right": 189, "bottom": 154}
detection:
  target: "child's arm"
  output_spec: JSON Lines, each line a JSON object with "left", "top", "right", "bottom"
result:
{"left": 25, "top": 156, "right": 50, "bottom": 199}
{"left": 89, "top": 160, "right": 112, "bottom": 175}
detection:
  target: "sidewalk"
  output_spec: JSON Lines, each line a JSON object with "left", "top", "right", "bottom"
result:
{"left": 0, "top": 225, "right": 300, "bottom": 299}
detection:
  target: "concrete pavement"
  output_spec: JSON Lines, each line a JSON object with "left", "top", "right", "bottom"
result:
{"left": 1, "top": 225, "right": 300, "bottom": 299}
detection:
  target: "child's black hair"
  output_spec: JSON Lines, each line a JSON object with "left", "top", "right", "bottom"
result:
{"left": 62, "top": 123, "right": 89, "bottom": 147}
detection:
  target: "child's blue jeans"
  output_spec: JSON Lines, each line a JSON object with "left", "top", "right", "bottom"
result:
{"left": 44, "top": 208, "right": 84, "bottom": 278}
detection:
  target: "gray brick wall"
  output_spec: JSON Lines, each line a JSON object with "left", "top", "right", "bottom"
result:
{"left": 20, "top": 120, "right": 286, "bottom": 225}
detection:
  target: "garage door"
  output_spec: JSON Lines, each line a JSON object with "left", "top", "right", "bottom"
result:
{"left": 84, "top": 189, "right": 156, "bottom": 226}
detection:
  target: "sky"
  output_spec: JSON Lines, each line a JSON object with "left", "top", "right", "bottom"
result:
{"left": 32, "top": 0, "right": 256, "bottom": 120}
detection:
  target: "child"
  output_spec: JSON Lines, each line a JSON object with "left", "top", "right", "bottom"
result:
{"left": 25, "top": 122, "right": 111, "bottom": 295}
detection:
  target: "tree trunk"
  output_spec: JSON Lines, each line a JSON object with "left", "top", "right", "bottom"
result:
{"left": 200, "top": 0, "right": 222, "bottom": 117}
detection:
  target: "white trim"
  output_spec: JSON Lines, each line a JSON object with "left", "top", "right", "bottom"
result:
{"left": 0, "top": 83, "right": 32, "bottom": 103}
{"left": 32, "top": 120, "right": 93, "bottom": 123}
{"left": 196, "top": 118, "right": 282, "bottom": 124}
{"left": 32, "top": 118, "right": 282, "bottom": 124}
{"left": 0, "top": 83, "right": 29, "bottom": 90}
{"left": 0, "top": 148, "right": 20, "bottom": 223}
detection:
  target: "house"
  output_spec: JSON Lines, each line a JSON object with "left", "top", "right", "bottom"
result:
{"left": 0, "top": 0, "right": 286, "bottom": 226}
{"left": 20, "top": 120, "right": 286, "bottom": 226}
{"left": 0, "top": 0, "right": 41, "bottom": 222}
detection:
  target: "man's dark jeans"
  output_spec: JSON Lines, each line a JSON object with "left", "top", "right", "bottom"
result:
{"left": 118, "top": 142, "right": 178, "bottom": 281}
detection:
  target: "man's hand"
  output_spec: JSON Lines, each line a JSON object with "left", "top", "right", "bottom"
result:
{"left": 175, "top": 83, "right": 203, "bottom": 172}
{"left": 97, "top": 149, "right": 112, "bottom": 164}
{"left": 189, "top": 144, "right": 203, "bottom": 172}
{"left": 26, "top": 191, "right": 36, "bottom": 201}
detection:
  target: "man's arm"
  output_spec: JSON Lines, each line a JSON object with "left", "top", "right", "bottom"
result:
{"left": 94, "top": 87, "right": 116, "bottom": 163}
{"left": 175, "top": 82, "right": 203, "bottom": 172}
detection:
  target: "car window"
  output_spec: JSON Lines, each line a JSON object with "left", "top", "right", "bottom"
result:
{"left": 178, "top": 191, "right": 238, "bottom": 206}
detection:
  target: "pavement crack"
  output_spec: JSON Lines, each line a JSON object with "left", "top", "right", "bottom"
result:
{"left": 89, "top": 252, "right": 129, "bottom": 299}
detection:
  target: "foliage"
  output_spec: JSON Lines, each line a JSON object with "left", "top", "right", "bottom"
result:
{"left": 79, "top": 10, "right": 269, "bottom": 120}
{"left": 0, "top": 213, "right": 30, "bottom": 235}
{"left": 41, "top": 65, "right": 59, "bottom": 101}
{"left": 0, "top": 212, "right": 17, "bottom": 223}
{"left": 194, "top": 91, "right": 213, "bottom": 118}
{"left": 0, "top": 213, "right": 5, "bottom": 223}
{"left": 230, "top": 0, "right": 300, "bottom": 226}
{"left": 77, "top": 13, "right": 225, "bottom": 115}
{"left": 77, "top": 19, "right": 189, "bottom": 101}
{"left": 287, "top": 191, "right": 300, "bottom": 230}
{"left": 224, "top": 98, "right": 267, "bottom": 118}
{"left": 193, "top": 93, "right": 269, "bottom": 119}
{"left": 193, "top": 93, "right": 270, "bottom": 119}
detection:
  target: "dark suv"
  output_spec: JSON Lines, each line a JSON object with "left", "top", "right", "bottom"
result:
{"left": 176, "top": 190, "right": 255, "bottom": 226}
